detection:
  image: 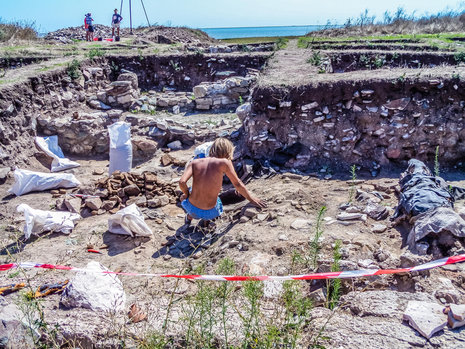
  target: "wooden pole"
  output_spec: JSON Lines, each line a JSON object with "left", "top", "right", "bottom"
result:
{"left": 140, "top": 0, "right": 151, "bottom": 27}
{"left": 129, "top": 0, "right": 133, "bottom": 34}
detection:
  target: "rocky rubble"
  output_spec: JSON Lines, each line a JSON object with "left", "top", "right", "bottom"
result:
{"left": 45, "top": 25, "right": 215, "bottom": 45}
{"left": 57, "top": 171, "right": 178, "bottom": 217}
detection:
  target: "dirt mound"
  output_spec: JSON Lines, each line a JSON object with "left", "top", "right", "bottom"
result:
{"left": 44, "top": 24, "right": 215, "bottom": 45}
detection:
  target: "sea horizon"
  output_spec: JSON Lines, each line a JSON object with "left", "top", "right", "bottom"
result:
{"left": 201, "top": 24, "right": 334, "bottom": 39}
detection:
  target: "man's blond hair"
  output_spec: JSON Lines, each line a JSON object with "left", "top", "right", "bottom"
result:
{"left": 209, "top": 138, "right": 234, "bottom": 160}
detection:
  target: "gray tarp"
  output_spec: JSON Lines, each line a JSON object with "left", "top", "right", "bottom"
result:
{"left": 410, "top": 207, "right": 465, "bottom": 247}
{"left": 394, "top": 159, "right": 454, "bottom": 218}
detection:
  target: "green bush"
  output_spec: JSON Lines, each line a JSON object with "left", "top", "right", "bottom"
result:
{"left": 66, "top": 59, "right": 80, "bottom": 80}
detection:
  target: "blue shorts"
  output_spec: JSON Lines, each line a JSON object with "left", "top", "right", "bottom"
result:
{"left": 181, "top": 197, "right": 224, "bottom": 220}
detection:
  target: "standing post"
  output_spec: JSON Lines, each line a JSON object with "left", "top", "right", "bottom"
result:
{"left": 129, "top": 0, "right": 133, "bottom": 34}
{"left": 141, "top": 0, "right": 151, "bottom": 27}
{"left": 120, "top": 0, "right": 123, "bottom": 15}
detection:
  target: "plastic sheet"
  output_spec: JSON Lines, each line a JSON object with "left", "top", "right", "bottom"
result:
{"left": 35, "top": 136, "right": 80, "bottom": 172}
{"left": 8, "top": 169, "right": 80, "bottom": 196}
{"left": 108, "top": 204, "right": 153, "bottom": 237}
{"left": 17, "top": 204, "right": 81, "bottom": 240}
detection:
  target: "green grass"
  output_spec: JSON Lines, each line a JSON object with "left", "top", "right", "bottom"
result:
{"left": 298, "top": 32, "right": 465, "bottom": 51}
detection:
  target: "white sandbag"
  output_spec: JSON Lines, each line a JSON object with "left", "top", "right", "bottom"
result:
{"left": 108, "top": 121, "right": 132, "bottom": 175}
{"left": 35, "top": 136, "right": 80, "bottom": 172}
{"left": 17, "top": 204, "right": 81, "bottom": 240}
{"left": 108, "top": 204, "right": 153, "bottom": 237}
{"left": 194, "top": 141, "right": 214, "bottom": 158}
{"left": 8, "top": 169, "right": 81, "bottom": 196}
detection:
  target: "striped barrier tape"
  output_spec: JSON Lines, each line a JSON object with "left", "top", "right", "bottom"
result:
{"left": 0, "top": 254, "right": 464, "bottom": 281}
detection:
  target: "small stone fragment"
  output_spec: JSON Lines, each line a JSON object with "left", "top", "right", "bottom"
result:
{"left": 403, "top": 301, "right": 447, "bottom": 339}
{"left": 371, "top": 224, "right": 387, "bottom": 234}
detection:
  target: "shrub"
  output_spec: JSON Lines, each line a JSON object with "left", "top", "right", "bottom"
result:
{"left": 66, "top": 59, "right": 80, "bottom": 80}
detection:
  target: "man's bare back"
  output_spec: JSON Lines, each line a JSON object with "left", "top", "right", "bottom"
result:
{"left": 188, "top": 157, "right": 228, "bottom": 210}
{"left": 179, "top": 157, "right": 266, "bottom": 211}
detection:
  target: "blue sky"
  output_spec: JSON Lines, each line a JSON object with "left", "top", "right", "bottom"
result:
{"left": 0, "top": 0, "right": 463, "bottom": 33}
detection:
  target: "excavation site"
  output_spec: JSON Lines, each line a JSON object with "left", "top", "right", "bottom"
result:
{"left": 1, "top": 23, "right": 465, "bottom": 348}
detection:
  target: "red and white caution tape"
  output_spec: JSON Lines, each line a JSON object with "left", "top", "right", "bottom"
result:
{"left": 1, "top": 254, "right": 464, "bottom": 282}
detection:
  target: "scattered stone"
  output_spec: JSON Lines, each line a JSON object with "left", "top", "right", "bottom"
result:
{"left": 337, "top": 212, "right": 367, "bottom": 221}
{"left": 242, "top": 207, "right": 259, "bottom": 218}
{"left": 85, "top": 197, "right": 102, "bottom": 211}
{"left": 167, "top": 140, "right": 182, "bottom": 150}
{"left": 371, "top": 224, "right": 387, "bottom": 234}
{"left": 309, "top": 288, "right": 326, "bottom": 306}
{"left": 290, "top": 218, "right": 312, "bottom": 230}
{"left": 364, "top": 203, "right": 388, "bottom": 221}
{"left": 278, "top": 234, "right": 288, "bottom": 241}
{"left": 358, "top": 259, "right": 377, "bottom": 269}
{"left": 0, "top": 296, "right": 36, "bottom": 347}
{"left": 450, "top": 304, "right": 465, "bottom": 321}
{"left": 239, "top": 216, "right": 250, "bottom": 223}
{"left": 123, "top": 184, "right": 140, "bottom": 197}
{"left": 263, "top": 281, "right": 283, "bottom": 299}
{"left": 128, "top": 304, "right": 148, "bottom": 323}
{"left": 60, "top": 261, "right": 126, "bottom": 312}
{"left": 0, "top": 167, "right": 10, "bottom": 183}
{"left": 403, "top": 301, "right": 447, "bottom": 339}
{"left": 64, "top": 195, "right": 82, "bottom": 214}
{"left": 92, "top": 169, "right": 105, "bottom": 175}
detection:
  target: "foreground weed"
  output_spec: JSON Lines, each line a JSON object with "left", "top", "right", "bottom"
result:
{"left": 310, "top": 206, "right": 327, "bottom": 270}
{"left": 348, "top": 164, "right": 357, "bottom": 203}
{"left": 281, "top": 281, "right": 313, "bottom": 347}
{"left": 242, "top": 280, "right": 264, "bottom": 347}
{"left": 216, "top": 258, "right": 235, "bottom": 348}
{"left": 434, "top": 146, "right": 440, "bottom": 177}
{"left": 326, "top": 240, "right": 342, "bottom": 310}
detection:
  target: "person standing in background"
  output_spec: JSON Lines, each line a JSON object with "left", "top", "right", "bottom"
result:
{"left": 112, "top": 9, "right": 123, "bottom": 38}
{"left": 84, "top": 13, "right": 94, "bottom": 41}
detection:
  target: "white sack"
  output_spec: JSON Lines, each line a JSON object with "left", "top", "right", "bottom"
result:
{"left": 194, "top": 141, "right": 214, "bottom": 158}
{"left": 35, "top": 136, "right": 80, "bottom": 172}
{"left": 17, "top": 203, "right": 81, "bottom": 240}
{"left": 108, "top": 121, "right": 132, "bottom": 175}
{"left": 8, "top": 169, "right": 81, "bottom": 196}
{"left": 108, "top": 204, "right": 152, "bottom": 237}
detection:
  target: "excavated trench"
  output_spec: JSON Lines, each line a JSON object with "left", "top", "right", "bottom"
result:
{"left": 0, "top": 52, "right": 268, "bottom": 167}
{"left": 240, "top": 49, "right": 465, "bottom": 174}
{"left": 1, "top": 49, "right": 465, "bottom": 176}
{"left": 327, "top": 51, "right": 458, "bottom": 72}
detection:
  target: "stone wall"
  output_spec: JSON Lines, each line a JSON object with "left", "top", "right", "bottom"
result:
{"left": 108, "top": 53, "right": 268, "bottom": 91}
{"left": 240, "top": 77, "right": 465, "bottom": 173}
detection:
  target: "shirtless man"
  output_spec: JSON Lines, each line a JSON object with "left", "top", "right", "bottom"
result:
{"left": 179, "top": 138, "right": 266, "bottom": 222}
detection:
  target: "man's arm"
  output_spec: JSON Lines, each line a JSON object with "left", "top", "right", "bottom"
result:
{"left": 223, "top": 160, "right": 266, "bottom": 208}
{"left": 179, "top": 161, "right": 193, "bottom": 200}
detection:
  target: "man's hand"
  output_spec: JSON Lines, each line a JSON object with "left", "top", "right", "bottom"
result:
{"left": 180, "top": 193, "right": 188, "bottom": 201}
{"left": 249, "top": 196, "right": 267, "bottom": 208}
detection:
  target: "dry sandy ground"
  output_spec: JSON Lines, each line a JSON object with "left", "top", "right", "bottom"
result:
{"left": 1, "top": 140, "right": 465, "bottom": 347}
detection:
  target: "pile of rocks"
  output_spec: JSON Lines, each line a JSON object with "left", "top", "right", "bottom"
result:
{"left": 44, "top": 25, "right": 215, "bottom": 45}
{"left": 44, "top": 25, "right": 121, "bottom": 44}
{"left": 57, "top": 171, "right": 178, "bottom": 217}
